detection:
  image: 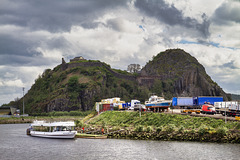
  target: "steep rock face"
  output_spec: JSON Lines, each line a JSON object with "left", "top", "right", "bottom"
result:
{"left": 46, "top": 87, "right": 101, "bottom": 112}
{"left": 140, "top": 49, "right": 228, "bottom": 100}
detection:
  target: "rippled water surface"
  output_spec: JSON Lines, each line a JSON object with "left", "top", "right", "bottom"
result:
{"left": 1, "top": 123, "right": 240, "bottom": 160}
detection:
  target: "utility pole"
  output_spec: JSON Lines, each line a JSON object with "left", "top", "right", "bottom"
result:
{"left": 225, "top": 101, "right": 226, "bottom": 124}
{"left": 139, "top": 104, "right": 141, "bottom": 118}
{"left": 23, "top": 87, "right": 25, "bottom": 115}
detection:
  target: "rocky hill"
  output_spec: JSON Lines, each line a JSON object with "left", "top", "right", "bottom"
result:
{"left": 140, "top": 49, "right": 228, "bottom": 99}
{"left": 12, "top": 49, "right": 229, "bottom": 113}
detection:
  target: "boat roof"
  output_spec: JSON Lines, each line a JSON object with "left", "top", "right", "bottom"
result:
{"left": 31, "top": 121, "right": 76, "bottom": 127}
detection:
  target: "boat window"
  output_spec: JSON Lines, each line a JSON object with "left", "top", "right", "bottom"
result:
{"left": 56, "top": 126, "right": 61, "bottom": 131}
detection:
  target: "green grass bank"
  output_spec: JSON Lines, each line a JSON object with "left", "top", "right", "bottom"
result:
{"left": 87, "top": 111, "right": 240, "bottom": 143}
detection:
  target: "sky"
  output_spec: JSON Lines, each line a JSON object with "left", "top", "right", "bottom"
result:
{"left": 0, "top": 0, "right": 240, "bottom": 105}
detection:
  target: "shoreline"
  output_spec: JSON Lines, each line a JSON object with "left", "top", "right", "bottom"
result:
{"left": 0, "top": 116, "right": 82, "bottom": 124}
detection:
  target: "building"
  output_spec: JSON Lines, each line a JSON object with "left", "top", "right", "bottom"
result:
{"left": 70, "top": 56, "right": 85, "bottom": 62}
{"left": 0, "top": 106, "right": 17, "bottom": 115}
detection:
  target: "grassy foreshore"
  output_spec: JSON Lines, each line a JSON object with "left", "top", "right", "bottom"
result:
{"left": 86, "top": 111, "right": 240, "bottom": 143}
{"left": 0, "top": 111, "right": 93, "bottom": 124}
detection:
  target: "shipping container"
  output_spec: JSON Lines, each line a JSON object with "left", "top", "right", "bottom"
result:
{"left": 229, "top": 104, "right": 240, "bottom": 111}
{"left": 172, "top": 97, "right": 177, "bottom": 106}
{"left": 195, "top": 96, "right": 223, "bottom": 106}
{"left": 214, "top": 101, "right": 238, "bottom": 109}
{"left": 102, "top": 104, "right": 111, "bottom": 111}
{"left": 177, "top": 97, "right": 194, "bottom": 106}
{"left": 172, "top": 96, "right": 223, "bottom": 110}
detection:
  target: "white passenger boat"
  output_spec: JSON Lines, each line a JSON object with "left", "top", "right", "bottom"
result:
{"left": 29, "top": 121, "right": 77, "bottom": 139}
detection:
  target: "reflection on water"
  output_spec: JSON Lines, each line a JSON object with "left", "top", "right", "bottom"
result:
{"left": 0, "top": 123, "right": 240, "bottom": 160}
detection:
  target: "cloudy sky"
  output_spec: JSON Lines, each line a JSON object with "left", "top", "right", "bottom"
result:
{"left": 0, "top": 0, "right": 240, "bottom": 105}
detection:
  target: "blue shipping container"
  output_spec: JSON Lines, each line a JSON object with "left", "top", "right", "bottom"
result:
{"left": 172, "top": 97, "right": 178, "bottom": 106}
{"left": 196, "top": 97, "right": 223, "bottom": 105}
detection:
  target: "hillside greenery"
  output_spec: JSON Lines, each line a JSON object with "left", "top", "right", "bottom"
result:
{"left": 4, "top": 49, "right": 228, "bottom": 113}
{"left": 14, "top": 62, "right": 151, "bottom": 113}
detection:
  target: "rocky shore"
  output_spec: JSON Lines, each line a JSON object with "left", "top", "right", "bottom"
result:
{"left": 106, "top": 129, "right": 240, "bottom": 143}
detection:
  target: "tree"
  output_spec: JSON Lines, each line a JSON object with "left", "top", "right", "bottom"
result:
{"left": 67, "top": 76, "right": 79, "bottom": 92}
{"left": 127, "top": 64, "right": 141, "bottom": 73}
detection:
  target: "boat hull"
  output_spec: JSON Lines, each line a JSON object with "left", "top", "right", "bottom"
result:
{"left": 145, "top": 102, "right": 170, "bottom": 108}
{"left": 30, "top": 131, "right": 77, "bottom": 139}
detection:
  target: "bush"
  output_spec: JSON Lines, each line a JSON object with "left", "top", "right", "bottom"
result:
{"left": 54, "top": 111, "right": 68, "bottom": 116}
{"left": 198, "top": 124, "right": 208, "bottom": 136}
{"left": 69, "top": 111, "right": 83, "bottom": 116}
{"left": 165, "top": 124, "right": 175, "bottom": 133}
{"left": 49, "top": 112, "right": 56, "bottom": 116}
{"left": 156, "top": 127, "right": 162, "bottom": 133}
{"left": 178, "top": 125, "right": 185, "bottom": 133}
{"left": 75, "top": 120, "right": 84, "bottom": 127}
{"left": 135, "top": 125, "right": 143, "bottom": 132}
{"left": 30, "top": 111, "right": 92, "bottom": 117}
{"left": 146, "top": 126, "right": 152, "bottom": 132}
{"left": 216, "top": 127, "right": 228, "bottom": 137}
{"left": 112, "top": 126, "right": 121, "bottom": 131}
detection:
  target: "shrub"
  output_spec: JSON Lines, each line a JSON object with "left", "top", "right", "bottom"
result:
{"left": 156, "top": 127, "right": 162, "bottom": 133}
{"left": 112, "top": 126, "right": 121, "bottom": 131}
{"left": 101, "top": 121, "right": 106, "bottom": 128}
{"left": 165, "top": 124, "right": 175, "bottom": 133}
{"left": 146, "top": 126, "right": 152, "bottom": 133}
{"left": 198, "top": 124, "right": 208, "bottom": 136}
{"left": 135, "top": 125, "right": 143, "bottom": 132}
{"left": 49, "top": 112, "right": 56, "bottom": 116}
{"left": 216, "top": 127, "right": 228, "bottom": 137}
{"left": 178, "top": 125, "right": 185, "bottom": 133}
{"left": 75, "top": 120, "right": 84, "bottom": 127}
{"left": 54, "top": 111, "right": 68, "bottom": 116}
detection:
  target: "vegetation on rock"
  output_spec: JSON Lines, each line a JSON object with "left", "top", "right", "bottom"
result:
{"left": 5, "top": 49, "right": 230, "bottom": 113}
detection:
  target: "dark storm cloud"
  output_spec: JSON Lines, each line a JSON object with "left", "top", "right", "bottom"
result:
{"left": 212, "top": 1, "right": 240, "bottom": 25}
{"left": 0, "top": 0, "right": 128, "bottom": 32}
{"left": 134, "top": 0, "right": 210, "bottom": 38}
{"left": 43, "top": 36, "right": 71, "bottom": 50}
{"left": 0, "top": 33, "right": 42, "bottom": 56}
{"left": 0, "top": 0, "right": 128, "bottom": 67}
{"left": 0, "top": 33, "right": 68, "bottom": 66}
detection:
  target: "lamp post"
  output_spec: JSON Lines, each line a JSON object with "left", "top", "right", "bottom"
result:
{"left": 139, "top": 104, "right": 141, "bottom": 118}
{"left": 23, "top": 87, "right": 25, "bottom": 115}
{"left": 225, "top": 101, "right": 226, "bottom": 124}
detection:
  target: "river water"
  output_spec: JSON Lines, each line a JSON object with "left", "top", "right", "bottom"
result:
{"left": 1, "top": 124, "right": 240, "bottom": 160}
